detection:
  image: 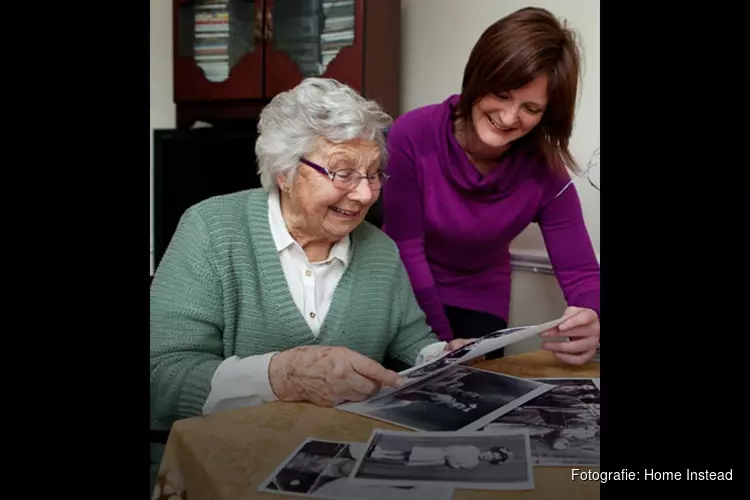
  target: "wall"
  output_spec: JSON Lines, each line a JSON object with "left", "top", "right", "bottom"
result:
{"left": 149, "top": 1, "right": 600, "bottom": 353}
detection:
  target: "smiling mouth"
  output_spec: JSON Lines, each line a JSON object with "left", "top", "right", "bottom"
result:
{"left": 330, "top": 206, "right": 360, "bottom": 217}
{"left": 488, "top": 115, "right": 515, "bottom": 132}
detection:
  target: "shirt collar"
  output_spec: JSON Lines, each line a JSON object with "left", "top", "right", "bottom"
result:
{"left": 268, "top": 188, "right": 295, "bottom": 252}
{"left": 267, "top": 188, "right": 351, "bottom": 266}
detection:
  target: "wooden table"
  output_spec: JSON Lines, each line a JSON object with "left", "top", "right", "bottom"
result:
{"left": 153, "top": 350, "right": 600, "bottom": 500}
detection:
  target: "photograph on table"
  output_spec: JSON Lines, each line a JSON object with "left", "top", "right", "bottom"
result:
{"left": 338, "top": 365, "right": 553, "bottom": 432}
{"left": 347, "top": 428, "right": 534, "bottom": 491}
{"left": 257, "top": 438, "right": 454, "bottom": 500}
{"left": 523, "top": 378, "right": 599, "bottom": 410}
{"left": 481, "top": 377, "right": 600, "bottom": 466}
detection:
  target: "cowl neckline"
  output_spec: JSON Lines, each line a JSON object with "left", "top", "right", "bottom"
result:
{"left": 436, "top": 94, "right": 538, "bottom": 202}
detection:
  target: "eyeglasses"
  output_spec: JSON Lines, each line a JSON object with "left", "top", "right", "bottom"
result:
{"left": 299, "top": 157, "right": 389, "bottom": 191}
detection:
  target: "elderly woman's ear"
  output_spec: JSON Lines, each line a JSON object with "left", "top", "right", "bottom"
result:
{"left": 276, "top": 174, "right": 290, "bottom": 193}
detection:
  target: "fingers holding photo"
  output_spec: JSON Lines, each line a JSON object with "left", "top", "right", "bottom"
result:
{"left": 541, "top": 307, "right": 597, "bottom": 334}
{"left": 542, "top": 334, "right": 598, "bottom": 352}
{"left": 558, "top": 307, "right": 599, "bottom": 334}
{"left": 542, "top": 336, "right": 599, "bottom": 365}
{"left": 540, "top": 306, "right": 599, "bottom": 365}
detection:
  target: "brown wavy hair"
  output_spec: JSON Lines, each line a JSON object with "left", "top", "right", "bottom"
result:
{"left": 455, "top": 7, "right": 583, "bottom": 175}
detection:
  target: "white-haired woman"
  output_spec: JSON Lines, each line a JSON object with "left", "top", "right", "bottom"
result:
{"left": 150, "top": 78, "right": 473, "bottom": 433}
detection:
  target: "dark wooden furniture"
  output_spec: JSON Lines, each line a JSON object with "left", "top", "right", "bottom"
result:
{"left": 173, "top": 0, "right": 401, "bottom": 128}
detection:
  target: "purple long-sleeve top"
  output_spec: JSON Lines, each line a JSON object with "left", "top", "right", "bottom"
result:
{"left": 382, "top": 95, "right": 600, "bottom": 342}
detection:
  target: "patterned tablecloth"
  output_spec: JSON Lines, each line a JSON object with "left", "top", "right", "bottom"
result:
{"left": 153, "top": 349, "right": 600, "bottom": 500}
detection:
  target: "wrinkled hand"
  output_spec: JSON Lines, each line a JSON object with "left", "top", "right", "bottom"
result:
{"left": 540, "top": 306, "right": 600, "bottom": 365}
{"left": 268, "top": 346, "right": 405, "bottom": 406}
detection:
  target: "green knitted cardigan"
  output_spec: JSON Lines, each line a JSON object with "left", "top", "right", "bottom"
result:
{"left": 149, "top": 188, "right": 439, "bottom": 429}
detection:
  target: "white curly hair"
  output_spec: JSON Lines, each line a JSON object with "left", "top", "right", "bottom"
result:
{"left": 255, "top": 77, "right": 393, "bottom": 191}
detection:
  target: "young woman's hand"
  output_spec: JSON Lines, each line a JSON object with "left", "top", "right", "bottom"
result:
{"left": 540, "top": 306, "right": 600, "bottom": 365}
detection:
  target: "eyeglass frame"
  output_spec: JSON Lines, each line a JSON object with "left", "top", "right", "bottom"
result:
{"left": 299, "top": 157, "right": 389, "bottom": 190}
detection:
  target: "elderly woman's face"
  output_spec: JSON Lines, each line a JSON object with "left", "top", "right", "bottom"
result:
{"left": 281, "top": 138, "right": 381, "bottom": 240}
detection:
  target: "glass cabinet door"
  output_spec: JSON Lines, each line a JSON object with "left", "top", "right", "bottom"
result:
{"left": 264, "top": 0, "right": 362, "bottom": 96}
{"left": 174, "top": 0, "right": 264, "bottom": 100}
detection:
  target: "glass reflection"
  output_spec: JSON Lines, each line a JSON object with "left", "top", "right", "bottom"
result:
{"left": 179, "top": 0, "right": 256, "bottom": 83}
{"left": 272, "top": 0, "right": 356, "bottom": 76}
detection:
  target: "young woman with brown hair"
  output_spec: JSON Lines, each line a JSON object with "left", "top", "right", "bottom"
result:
{"left": 382, "top": 7, "right": 600, "bottom": 365}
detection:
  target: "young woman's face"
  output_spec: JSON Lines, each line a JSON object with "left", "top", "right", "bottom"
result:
{"left": 470, "top": 75, "right": 548, "bottom": 152}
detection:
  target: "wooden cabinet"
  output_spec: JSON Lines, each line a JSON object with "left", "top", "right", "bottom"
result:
{"left": 173, "top": 0, "right": 400, "bottom": 127}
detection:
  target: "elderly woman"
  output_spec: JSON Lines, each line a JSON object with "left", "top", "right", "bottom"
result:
{"left": 149, "top": 78, "right": 472, "bottom": 432}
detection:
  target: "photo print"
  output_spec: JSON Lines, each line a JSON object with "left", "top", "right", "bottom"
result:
{"left": 338, "top": 365, "right": 553, "bottom": 432}
{"left": 258, "top": 438, "right": 454, "bottom": 500}
{"left": 482, "top": 378, "right": 600, "bottom": 466}
{"left": 347, "top": 428, "right": 534, "bottom": 491}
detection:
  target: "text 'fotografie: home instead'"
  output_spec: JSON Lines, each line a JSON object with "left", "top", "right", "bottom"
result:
{"left": 572, "top": 469, "right": 732, "bottom": 482}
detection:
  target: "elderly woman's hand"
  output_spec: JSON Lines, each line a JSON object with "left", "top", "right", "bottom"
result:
{"left": 268, "top": 346, "right": 405, "bottom": 406}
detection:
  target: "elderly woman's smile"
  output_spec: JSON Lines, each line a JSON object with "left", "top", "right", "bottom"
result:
{"left": 329, "top": 206, "right": 359, "bottom": 217}
{"left": 276, "top": 138, "right": 383, "bottom": 247}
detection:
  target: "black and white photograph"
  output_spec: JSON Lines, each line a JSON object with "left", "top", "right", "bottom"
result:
{"left": 474, "top": 326, "right": 527, "bottom": 341}
{"left": 258, "top": 438, "right": 454, "bottom": 500}
{"left": 481, "top": 378, "right": 600, "bottom": 466}
{"left": 338, "top": 365, "right": 553, "bottom": 432}
{"left": 396, "top": 318, "right": 565, "bottom": 387}
{"left": 398, "top": 342, "right": 476, "bottom": 382}
{"left": 347, "top": 428, "right": 534, "bottom": 491}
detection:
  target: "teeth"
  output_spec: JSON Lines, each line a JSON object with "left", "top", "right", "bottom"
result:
{"left": 489, "top": 116, "right": 511, "bottom": 131}
{"left": 332, "top": 207, "right": 355, "bottom": 216}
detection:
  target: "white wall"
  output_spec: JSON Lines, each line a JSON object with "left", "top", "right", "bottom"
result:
{"left": 150, "top": 0, "right": 175, "bottom": 275}
{"left": 400, "top": 0, "right": 600, "bottom": 352}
